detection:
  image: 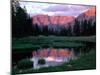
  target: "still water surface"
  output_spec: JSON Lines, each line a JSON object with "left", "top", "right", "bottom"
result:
{"left": 12, "top": 47, "right": 91, "bottom": 69}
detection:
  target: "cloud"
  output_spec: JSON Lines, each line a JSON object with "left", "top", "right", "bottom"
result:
{"left": 19, "top": 2, "right": 93, "bottom": 17}
{"left": 43, "top": 5, "right": 70, "bottom": 12}
{"left": 42, "top": 4, "right": 92, "bottom": 16}
{"left": 43, "top": 4, "right": 91, "bottom": 12}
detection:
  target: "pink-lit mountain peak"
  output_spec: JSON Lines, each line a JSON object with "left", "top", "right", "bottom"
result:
{"left": 32, "top": 14, "right": 49, "bottom": 26}
{"left": 77, "top": 6, "right": 96, "bottom": 22}
{"left": 32, "top": 15, "right": 75, "bottom": 26}
{"left": 84, "top": 7, "right": 96, "bottom": 16}
{"left": 32, "top": 7, "right": 96, "bottom": 26}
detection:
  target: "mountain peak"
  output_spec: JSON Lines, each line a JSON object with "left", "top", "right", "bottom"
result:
{"left": 32, "top": 15, "right": 75, "bottom": 26}
{"left": 84, "top": 7, "right": 96, "bottom": 16}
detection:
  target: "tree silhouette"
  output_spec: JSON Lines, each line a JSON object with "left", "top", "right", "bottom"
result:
{"left": 60, "top": 27, "right": 68, "bottom": 36}
{"left": 92, "top": 21, "right": 96, "bottom": 35}
{"left": 32, "top": 24, "right": 40, "bottom": 36}
{"left": 12, "top": 6, "right": 33, "bottom": 37}
{"left": 73, "top": 19, "right": 80, "bottom": 36}
{"left": 67, "top": 25, "right": 72, "bottom": 36}
{"left": 86, "top": 20, "right": 93, "bottom": 35}
{"left": 42, "top": 26, "right": 48, "bottom": 36}
{"left": 81, "top": 20, "right": 93, "bottom": 36}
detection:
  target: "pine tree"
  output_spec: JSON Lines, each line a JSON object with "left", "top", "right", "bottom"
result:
{"left": 60, "top": 27, "right": 68, "bottom": 36}
{"left": 67, "top": 25, "right": 72, "bottom": 36}
{"left": 92, "top": 21, "right": 96, "bottom": 35}
{"left": 73, "top": 19, "right": 80, "bottom": 36}
{"left": 81, "top": 20, "right": 87, "bottom": 36}
{"left": 42, "top": 26, "right": 48, "bottom": 36}
{"left": 12, "top": 5, "right": 33, "bottom": 37}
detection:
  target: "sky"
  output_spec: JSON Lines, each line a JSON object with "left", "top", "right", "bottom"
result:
{"left": 19, "top": 2, "right": 94, "bottom": 17}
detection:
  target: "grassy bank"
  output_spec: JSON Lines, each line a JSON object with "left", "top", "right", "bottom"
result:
{"left": 12, "top": 36, "right": 96, "bottom": 49}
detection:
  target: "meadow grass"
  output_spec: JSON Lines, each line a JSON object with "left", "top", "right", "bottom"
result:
{"left": 12, "top": 35, "right": 96, "bottom": 49}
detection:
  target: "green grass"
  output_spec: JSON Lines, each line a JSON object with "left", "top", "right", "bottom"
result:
{"left": 12, "top": 35, "right": 96, "bottom": 49}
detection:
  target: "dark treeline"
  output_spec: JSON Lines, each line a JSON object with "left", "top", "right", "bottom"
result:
{"left": 73, "top": 19, "right": 96, "bottom": 36}
{"left": 12, "top": 6, "right": 96, "bottom": 37}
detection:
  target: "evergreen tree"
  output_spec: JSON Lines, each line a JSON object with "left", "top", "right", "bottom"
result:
{"left": 92, "top": 21, "right": 96, "bottom": 35}
{"left": 82, "top": 20, "right": 92, "bottom": 36}
{"left": 32, "top": 24, "right": 40, "bottom": 36}
{"left": 81, "top": 20, "right": 87, "bottom": 36}
{"left": 60, "top": 27, "right": 68, "bottom": 36}
{"left": 86, "top": 20, "right": 92, "bottom": 35}
{"left": 67, "top": 25, "right": 72, "bottom": 36}
{"left": 73, "top": 19, "right": 80, "bottom": 36}
{"left": 12, "top": 6, "right": 33, "bottom": 37}
{"left": 42, "top": 26, "right": 48, "bottom": 36}
{"left": 48, "top": 28, "right": 54, "bottom": 35}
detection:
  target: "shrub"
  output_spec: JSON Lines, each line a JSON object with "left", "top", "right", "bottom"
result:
{"left": 17, "top": 59, "right": 33, "bottom": 70}
{"left": 38, "top": 59, "right": 45, "bottom": 65}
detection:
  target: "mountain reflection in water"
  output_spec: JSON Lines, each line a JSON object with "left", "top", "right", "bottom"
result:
{"left": 31, "top": 48, "right": 75, "bottom": 69}
{"left": 32, "top": 48, "right": 74, "bottom": 57}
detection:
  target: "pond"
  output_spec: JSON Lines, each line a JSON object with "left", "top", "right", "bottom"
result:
{"left": 12, "top": 47, "right": 93, "bottom": 69}
{"left": 31, "top": 48, "right": 75, "bottom": 69}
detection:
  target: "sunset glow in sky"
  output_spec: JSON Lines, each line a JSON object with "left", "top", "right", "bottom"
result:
{"left": 19, "top": 2, "right": 94, "bottom": 17}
